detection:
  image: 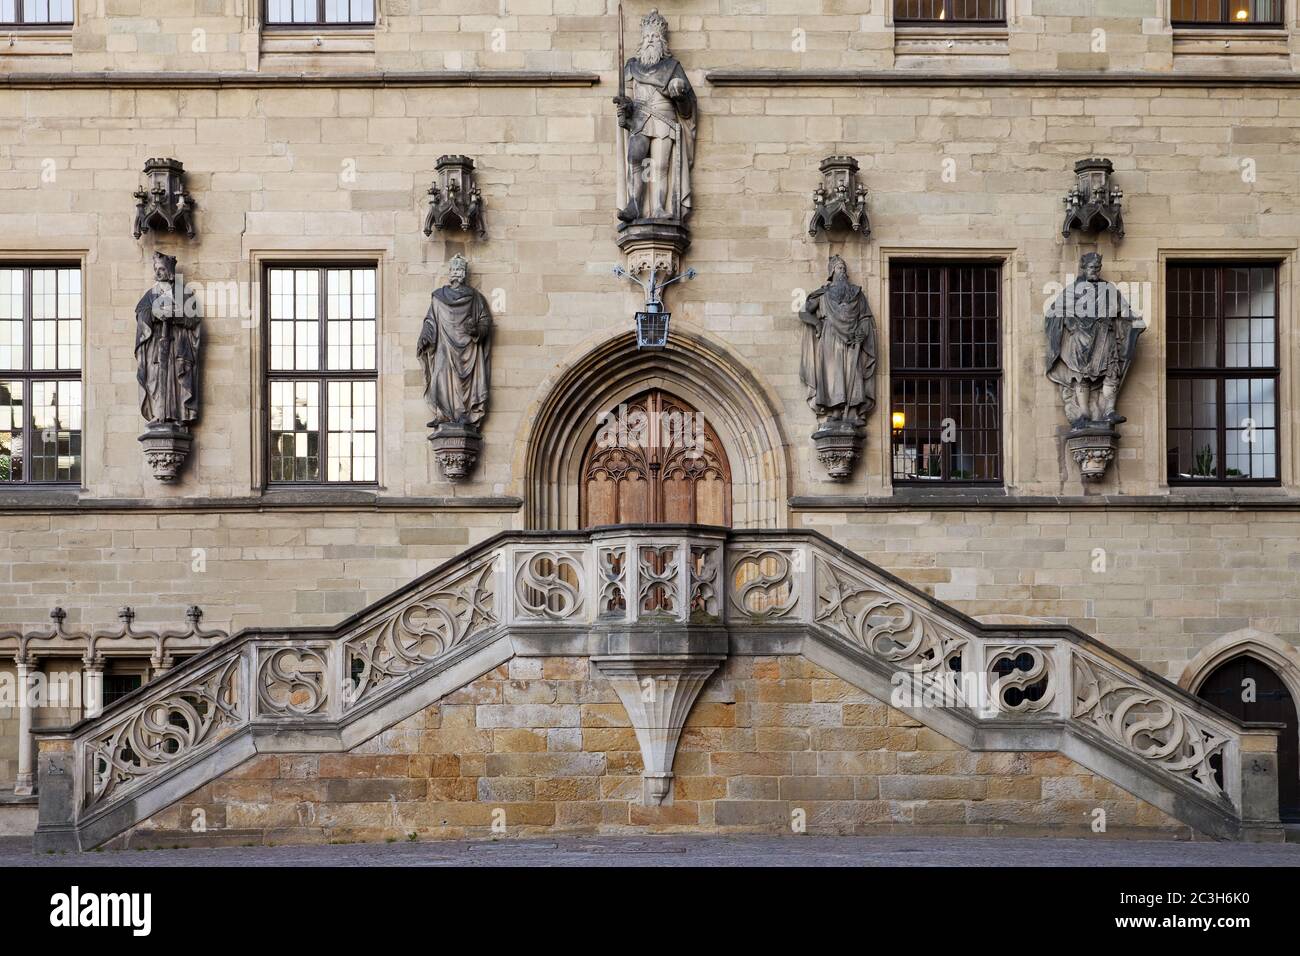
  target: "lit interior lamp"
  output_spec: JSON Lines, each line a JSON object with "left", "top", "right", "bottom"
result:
{"left": 1235, "top": 9, "right": 1249, "bottom": 18}
{"left": 891, "top": 411, "right": 906, "bottom": 430}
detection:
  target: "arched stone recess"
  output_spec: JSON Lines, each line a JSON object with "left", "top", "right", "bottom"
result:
{"left": 516, "top": 326, "right": 793, "bottom": 530}
{"left": 1180, "top": 628, "right": 1300, "bottom": 779}
{"left": 1179, "top": 628, "right": 1300, "bottom": 702}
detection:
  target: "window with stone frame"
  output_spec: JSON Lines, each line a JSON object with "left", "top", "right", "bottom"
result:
{"left": 893, "top": 0, "right": 1006, "bottom": 25}
{"left": 263, "top": 0, "right": 375, "bottom": 27}
{"left": 1166, "top": 262, "right": 1280, "bottom": 485}
{"left": 889, "top": 261, "right": 1003, "bottom": 485}
{"left": 0, "top": 0, "right": 73, "bottom": 26}
{"left": 0, "top": 264, "right": 83, "bottom": 486}
{"left": 1171, "top": 0, "right": 1284, "bottom": 26}
{"left": 264, "top": 264, "right": 379, "bottom": 485}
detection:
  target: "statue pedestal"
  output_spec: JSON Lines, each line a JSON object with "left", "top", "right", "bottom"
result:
{"left": 429, "top": 423, "right": 482, "bottom": 482}
{"left": 139, "top": 422, "right": 193, "bottom": 483}
{"left": 812, "top": 420, "right": 864, "bottom": 481}
{"left": 617, "top": 219, "right": 690, "bottom": 278}
{"left": 1066, "top": 426, "right": 1119, "bottom": 482}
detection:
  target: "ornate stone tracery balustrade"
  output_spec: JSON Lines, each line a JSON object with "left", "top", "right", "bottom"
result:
{"left": 30, "top": 527, "right": 1276, "bottom": 847}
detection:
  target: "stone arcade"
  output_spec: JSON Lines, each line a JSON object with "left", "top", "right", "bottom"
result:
{"left": 2, "top": 3, "right": 1300, "bottom": 849}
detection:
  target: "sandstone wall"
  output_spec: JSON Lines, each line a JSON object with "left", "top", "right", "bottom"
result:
{"left": 7, "top": 1, "right": 1300, "bottom": 75}
{"left": 115, "top": 654, "right": 1188, "bottom": 846}
{"left": 4, "top": 3, "right": 1300, "bottom": 792}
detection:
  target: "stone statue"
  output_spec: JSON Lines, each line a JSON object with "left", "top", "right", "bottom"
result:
{"left": 798, "top": 255, "right": 878, "bottom": 479}
{"left": 614, "top": 9, "right": 696, "bottom": 224}
{"left": 135, "top": 251, "right": 199, "bottom": 427}
{"left": 1044, "top": 252, "right": 1145, "bottom": 481}
{"left": 135, "top": 251, "right": 200, "bottom": 482}
{"left": 418, "top": 255, "right": 493, "bottom": 480}
{"left": 1045, "top": 252, "right": 1141, "bottom": 430}
{"left": 799, "top": 255, "right": 877, "bottom": 426}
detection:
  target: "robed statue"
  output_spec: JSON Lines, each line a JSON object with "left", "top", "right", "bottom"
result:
{"left": 418, "top": 255, "right": 493, "bottom": 433}
{"left": 1044, "top": 253, "right": 1143, "bottom": 430}
{"left": 135, "top": 251, "right": 200, "bottom": 427}
{"left": 799, "top": 255, "right": 878, "bottom": 427}
{"left": 614, "top": 9, "right": 696, "bottom": 224}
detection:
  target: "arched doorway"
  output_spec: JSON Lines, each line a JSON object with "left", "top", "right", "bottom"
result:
{"left": 579, "top": 389, "right": 732, "bottom": 527}
{"left": 518, "top": 328, "right": 791, "bottom": 530}
{"left": 1196, "top": 655, "right": 1300, "bottom": 822}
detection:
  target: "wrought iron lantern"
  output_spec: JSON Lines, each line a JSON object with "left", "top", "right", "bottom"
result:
{"left": 132, "top": 158, "right": 196, "bottom": 240}
{"left": 613, "top": 260, "right": 696, "bottom": 351}
{"left": 1061, "top": 157, "right": 1124, "bottom": 240}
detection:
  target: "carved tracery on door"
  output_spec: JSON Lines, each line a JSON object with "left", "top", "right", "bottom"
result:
{"left": 580, "top": 389, "right": 732, "bottom": 527}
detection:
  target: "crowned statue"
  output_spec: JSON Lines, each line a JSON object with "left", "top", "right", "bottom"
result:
{"left": 614, "top": 9, "right": 696, "bottom": 225}
{"left": 418, "top": 255, "right": 494, "bottom": 480}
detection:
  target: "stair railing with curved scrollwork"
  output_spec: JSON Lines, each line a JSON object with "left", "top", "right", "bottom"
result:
{"left": 37, "top": 526, "right": 1269, "bottom": 848}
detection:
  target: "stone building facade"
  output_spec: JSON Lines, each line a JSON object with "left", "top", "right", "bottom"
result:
{"left": 3, "top": 0, "right": 1300, "bottom": 845}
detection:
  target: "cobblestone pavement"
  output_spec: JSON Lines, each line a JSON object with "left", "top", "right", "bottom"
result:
{"left": 3, "top": 834, "right": 1299, "bottom": 866}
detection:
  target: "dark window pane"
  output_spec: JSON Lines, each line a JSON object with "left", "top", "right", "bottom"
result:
{"left": 894, "top": 0, "right": 1004, "bottom": 22}
{"left": 266, "top": 0, "right": 374, "bottom": 25}
{"left": 0, "top": 380, "right": 22, "bottom": 483}
{"left": 103, "top": 674, "right": 143, "bottom": 707}
{"left": 1167, "top": 263, "right": 1279, "bottom": 484}
{"left": 890, "top": 261, "right": 1002, "bottom": 484}
{"left": 1173, "top": 0, "right": 1281, "bottom": 24}
{"left": 1, "top": 1, "right": 74, "bottom": 25}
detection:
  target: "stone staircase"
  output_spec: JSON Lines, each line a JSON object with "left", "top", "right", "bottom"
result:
{"left": 31, "top": 526, "right": 1284, "bottom": 851}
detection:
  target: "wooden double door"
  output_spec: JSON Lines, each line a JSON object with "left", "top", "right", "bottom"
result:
{"left": 1197, "top": 655, "right": 1300, "bottom": 822}
{"left": 580, "top": 389, "right": 732, "bottom": 528}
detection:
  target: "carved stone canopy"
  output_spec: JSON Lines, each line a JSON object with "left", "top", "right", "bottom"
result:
{"left": 133, "top": 158, "right": 196, "bottom": 241}
{"left": 423, "top": 155, "right": 485, "bottom": 240}
{"left": 809, "top": 156, "right": 870, "bottom": 239}
{"left": 1061, "top": 157, "right": 1124, "bottom": 240}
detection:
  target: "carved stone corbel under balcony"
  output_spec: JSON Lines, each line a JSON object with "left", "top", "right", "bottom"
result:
{"left": 591, "top": 655, "right": 723, "bottom": 805}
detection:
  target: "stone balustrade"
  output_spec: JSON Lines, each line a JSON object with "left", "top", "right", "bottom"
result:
{"left": 29, "top": 527, "right": 1282, "bottom": 850}
{"left": 0, "top": 606, "right": 225, "bottom": 797}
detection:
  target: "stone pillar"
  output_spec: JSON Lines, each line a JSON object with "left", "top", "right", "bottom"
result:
{"left": 150, "top": 653, "right": 174, "bottom": 680}
{"left": 82, "top": 656, "right": 104, "bottom": 720}
{"left": 1238, "top": 726, "right": 1286, "bottom": 842}
{"left": 13, "top": 656, "right": 34, "bottom": 796}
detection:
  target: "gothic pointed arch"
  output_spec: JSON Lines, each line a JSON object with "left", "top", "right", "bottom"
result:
{"left": 1180, "top": 629, "right": 1300, "bottom": 822}
{"left": 517, "top": 327, "right": 792, "bottom": 530}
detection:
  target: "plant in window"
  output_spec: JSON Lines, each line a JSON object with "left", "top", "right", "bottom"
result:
{"left": 1194, "top": 444, "right": 1216, "bottom": 478}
